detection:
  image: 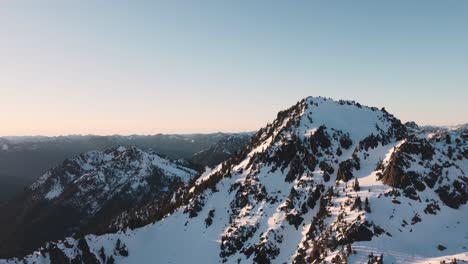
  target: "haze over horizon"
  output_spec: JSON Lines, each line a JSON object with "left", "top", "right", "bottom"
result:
{"left": 1, "top": 1, "right": 467, "bottom": 136}
{"left": 1, "top": 98, "right": 467, "bottom": 138}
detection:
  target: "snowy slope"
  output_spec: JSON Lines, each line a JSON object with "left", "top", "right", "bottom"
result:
{"left": 1, "top": 97, "right": 467, "bottom": 264}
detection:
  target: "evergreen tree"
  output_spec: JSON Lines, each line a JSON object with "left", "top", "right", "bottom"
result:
{"left": 445, "top": 134, "right": 452, "bottom": 144}
{"left": 448, "top": 146, "right": 453, "bottom": 159}
{"left": 99, "top": 246, "right": 106, "bottom": 262}
{"left": 336, "top": 147, "right": 343, "bottom": 156}
{"left": 352, "top": 196, "right": 362, "bottom": 211}
{"left": 114, "top": 238, "right": 129, "bottom": 257}
{"left": 345, "top": 244, "right": 352, "bottom": 256}
{"left": 365, "top": 197, "right": 371, "bottom": 213}
{"left": 353, "top": 178, "right": 360, "bottom": 191}
{"left": 205, "top": 209, "right": 215, "bottom": 227}
{"left": 107, "top": 255, "right": 115, "bottom": 264}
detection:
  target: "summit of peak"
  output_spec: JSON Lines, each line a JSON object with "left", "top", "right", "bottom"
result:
{"left": 256, "top": 96, "right": 406, "bottom": 153}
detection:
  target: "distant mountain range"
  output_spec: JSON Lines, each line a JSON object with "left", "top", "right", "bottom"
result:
{"left": 0, "top": 97, "right": 466, "bottom": 263}
{"left": 0, "top": 133, "right": 253, "bottom": 204}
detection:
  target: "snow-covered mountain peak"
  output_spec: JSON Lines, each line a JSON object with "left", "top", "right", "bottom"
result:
{"left": 29, "top": 146, "right": 196, "bottom": 200}
{"left": 297, "top": 97, "right": 396, "bottom": 141}
{"left": 234, "top": 97, "right": 406, "bottom": 172}
{"left": 0, "top": 146, "right": 199, "bottom": 259}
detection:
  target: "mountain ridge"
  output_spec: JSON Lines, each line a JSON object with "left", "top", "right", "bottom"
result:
{"left": 1, "top": 96, "right": 466, "bottom": 264}
{"left": 0, "top": 132, "right": 253, "bottom": 204}
{"left": 0, "top": 146, "right": 199, "bottom": 258}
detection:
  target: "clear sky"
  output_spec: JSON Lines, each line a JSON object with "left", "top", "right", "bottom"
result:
{"left": 1, "top": 1, "right": 467, "bottom": 136}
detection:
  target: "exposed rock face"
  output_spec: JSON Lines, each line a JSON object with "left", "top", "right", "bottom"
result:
{"left": 337, "top": 155, "right": 361, "bottom": 182}
{"left": 342, "top": 222, "right": 374, "bottom": 243}
{"left": 381, "top": 129, "right": 468, "bottom": 208}
{"left": 1, "top": 97, "right": 466, "bottom": 264}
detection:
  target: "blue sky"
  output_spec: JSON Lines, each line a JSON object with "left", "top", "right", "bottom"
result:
{"left": 1, "top": 1, "right": 467, "bottom": 135}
